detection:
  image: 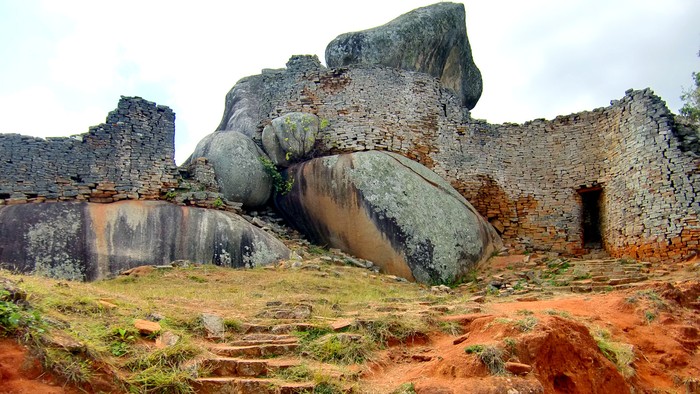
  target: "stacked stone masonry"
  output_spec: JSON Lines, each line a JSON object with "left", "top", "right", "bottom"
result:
{"left": 2, "top": 61, "right": 698, "bottom": 263}
{"left": 239, "top": 60, "right": 699, "bottom": 262}
{"left": 0, "top": 96, "right": 179, "bottom": 205}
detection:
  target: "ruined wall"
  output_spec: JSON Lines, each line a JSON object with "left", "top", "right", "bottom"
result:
{"left": 438, "top": 90, "right": 700, "bottom": 261}
{"left": 250, "top": 61, "right": 699, "bottom": 261}
{"left": 0, "top": 97, "right": 179, "bottom": 205}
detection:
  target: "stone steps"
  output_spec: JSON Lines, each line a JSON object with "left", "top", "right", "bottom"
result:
{"left": 192, "top": 377, "right": 314, "bottom": 394}
{"left": 195, "top": 319, "right": 322, "bottom": 394}
{"left": 241, "top": 322, "right": 316, "bottom": 335}
{"left": 486, "top": 257, "right": 654, "bottom": 295}
{"left": 199, "top": 357, "right": 300, "bottom": 377}
{"left": 209, "top": 343, "right": 300, "bottom": 358}
{"left": 229, "top": 334, "right": 299, "bottom": 346}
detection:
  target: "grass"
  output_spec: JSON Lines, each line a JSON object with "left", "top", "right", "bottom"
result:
{"left": 591, "top": 327, "right": 635, "bottom": 378}
{"left": 515, "top": 316, "right": 538, "bottom": 332}
{"left": 301, "top": 333, "right": 371, "bottom": 364}
{"left": 437, "top": 320, "right": 463, "bottom": 335}
{"left": 39, "top": 348, "right": 94, "bottom": 385}
{"left": 544, "top": 309, "right": 572, "bottom": 319}
{"left": 356, "top": 315, "right": 430, "bottom": 346}
{"left": 391, "top": 382, "right": 417, "bottom": 394}
{"left": 464, "top": 344, "right": 506, "bottom": 375}
{"left": 273, "top": 363, "right": 315, "bottom": 381}
{"left": 1, "top": 261, "right": 431, "bottom": 391}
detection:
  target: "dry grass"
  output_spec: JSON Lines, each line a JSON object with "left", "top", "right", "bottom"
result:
{"left": 1, "top": 261, "right": 433, "bottom": 390}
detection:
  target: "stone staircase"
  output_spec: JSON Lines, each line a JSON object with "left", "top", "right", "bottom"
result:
{"left": 192, "top": 324, "right": 316, "bottom": 394}
{"left": 477, "top": 256, "right": 655, "bottom": 296}
{"left": 559, "top": 259, "right": 651, "bottom": 292}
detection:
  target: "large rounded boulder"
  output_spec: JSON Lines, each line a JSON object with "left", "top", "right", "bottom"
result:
{"left": 189, "top": 131, "right": 272, "bottom": 207}
{"left": 215, "top": 75, "right": 266, "bottom": 139}
{"left": 262, "top": 112, "right": 320, "bottom": 167}
{"left": 325, "top": 2, "right": 482, "bottom": 109}
{"left": 275, "top": 151, "right": 501, "bottom": 284}
{"left": 0, "top": 201, "right": 290, "bottom": 281}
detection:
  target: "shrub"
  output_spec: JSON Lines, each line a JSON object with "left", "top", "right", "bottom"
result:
{"left": 465, "top": 344, "right": 505, "bottom": 375}
{"left": 259, "top": 157, "right": 294, "bottom": 195}
{"left": 592, "top": 328, "right": 635, "bottom": 378}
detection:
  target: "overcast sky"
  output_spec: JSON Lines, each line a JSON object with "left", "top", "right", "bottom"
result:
{"left": 1, "top": 0, "right": 698, "bottom": 164}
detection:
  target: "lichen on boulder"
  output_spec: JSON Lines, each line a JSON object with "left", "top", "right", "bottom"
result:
{"left": 188, "top": 131, "right": 273, "bottom": 207}
{"left": 325, "top": 2, "right": 482, "bottom": 109}
{"left": 0, "top": 201, "right": 290, "bottom": 281}
{"left": 262, "top": 112, "right": 320, "bottom": 167}
{"left": 275, "top": 150, "right": 501, "bottom": 284}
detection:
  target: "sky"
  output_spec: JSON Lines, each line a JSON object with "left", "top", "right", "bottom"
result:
{"left": 0, "top": 1, "right": 698, "bottom": 164}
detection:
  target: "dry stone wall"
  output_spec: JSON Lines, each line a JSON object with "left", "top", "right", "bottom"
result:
{"left": 250, "top": 60, "right": 699, "bottom": 262}
{"left": 0, "top": 97, "right": 179, "bottom": 205}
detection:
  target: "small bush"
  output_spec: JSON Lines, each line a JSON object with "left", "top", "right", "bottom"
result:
{"left": 592, "top": 328, "right": 635, "bottom": 378}
{"left": 391, "top": 382, "right": 417, "bottom": 394}
{"left": 515, "top": 316, "right": 538, "bottom": 332}
{"left": 464, "top": 344, "right": 505, "bottom": 375}
{"left": 259, "top": 156, "right": 294, "bottom": 195}
{"left": 465, "top": 344, "right": 484, "bottom": 354}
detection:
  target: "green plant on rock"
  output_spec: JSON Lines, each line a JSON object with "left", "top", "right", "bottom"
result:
{"left": 259, "top": 156, "right": 294, "bottom": 195}
{"left": 212, "top": 197, "right": 224, "bottom": 209}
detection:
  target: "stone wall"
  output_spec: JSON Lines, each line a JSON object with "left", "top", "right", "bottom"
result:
{"left": 0, "top": 96, "right": 179, "bottom": 205}
{"left": 242, "top": 60, "right": 699, "bottom": 262}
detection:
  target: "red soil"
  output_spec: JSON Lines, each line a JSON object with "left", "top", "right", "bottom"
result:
{"left": 362, "top": 281, "right": 700, "bottom": 394}
{"left": 0, "top": 338, "right": 69, "bottom": 394}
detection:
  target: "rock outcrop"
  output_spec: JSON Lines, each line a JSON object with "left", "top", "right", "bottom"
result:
{"left": 215, "top": 75, "right": 266, "bottom": 139}
{"left": 274, "top": 151, "right": 501, "bottom": 284}
{"left": 189, "top": 131, "right": 272, "bottom": 207}
{"left": 215, "top": 55, "right": 325, "bottom": 140}
{"left": 262, "top": 112, "right": 320, "bottom": 167}
{"left": 0, "top": 201, "right": 290, "bottom": 281}
{"left": 325, "top": 2, "right": 482, "bottom": 109}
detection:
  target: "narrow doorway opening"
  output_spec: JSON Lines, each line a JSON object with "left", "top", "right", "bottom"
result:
{"left": 578, "top": 187, "right": 603, "bottom": 249}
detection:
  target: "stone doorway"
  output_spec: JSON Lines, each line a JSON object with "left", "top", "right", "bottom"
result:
{"left": 578, "top": 186, "right": 603, "bottom": 249}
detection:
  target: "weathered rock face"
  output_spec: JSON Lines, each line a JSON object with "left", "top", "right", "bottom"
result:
{"left": 0, "top": 201, "right": 289, "bottom": 281}
{"left": 325, "top": 2, "right": 482, "bottom": 109}
{"left": 262, "top": 112, "right": 320, "bottom": 167}
{"left": 189, "top": 131, "right": 272, "bottom": 207}
{"left": 215, "top": 55, "right": 325, "bottom": 141}
{"left": 215, "top": 75, "right": 266, "bottom": 139}
{"left": 275, "top": 151, "right": 501, "bottom": 284}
